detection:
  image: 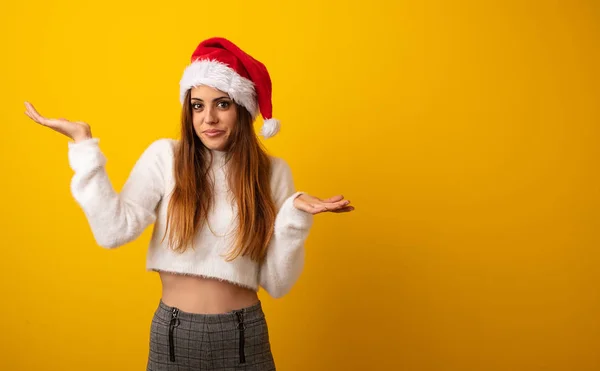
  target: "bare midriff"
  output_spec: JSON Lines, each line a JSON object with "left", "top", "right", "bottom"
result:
{"left": 158, "top": 271, "right": 259, "bottom": 314}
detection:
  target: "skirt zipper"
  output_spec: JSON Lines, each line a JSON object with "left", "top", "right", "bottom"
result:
{"left": 235, "top": 311, "right": 246, "bottom": 364}
{"left": 169, "top": 307, "right": 180, "bottom": 362}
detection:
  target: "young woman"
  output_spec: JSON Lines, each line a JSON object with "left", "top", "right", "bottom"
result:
{"left": 24, "top": 37, "right": 354, "bottom": 370}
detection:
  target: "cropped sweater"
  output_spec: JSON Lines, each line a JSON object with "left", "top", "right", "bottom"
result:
{"left": 67, "top": 138, "right": 313, "bottom": 298}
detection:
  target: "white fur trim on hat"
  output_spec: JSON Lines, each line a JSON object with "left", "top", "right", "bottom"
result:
{"left": 179, "top": 59, "right": 258, "bottom": 117}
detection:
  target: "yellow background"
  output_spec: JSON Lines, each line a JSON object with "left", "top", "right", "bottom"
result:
{"left": 1, "top": 1, "right": 598, "bottom": 370}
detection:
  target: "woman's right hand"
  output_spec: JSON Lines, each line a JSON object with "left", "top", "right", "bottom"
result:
{"left": 24, "top": 102, "right": 92, "bottom": 143}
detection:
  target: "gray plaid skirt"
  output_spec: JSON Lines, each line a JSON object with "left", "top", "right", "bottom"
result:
{"left": 146, "top": 299, "right": 276, "bottom": 370}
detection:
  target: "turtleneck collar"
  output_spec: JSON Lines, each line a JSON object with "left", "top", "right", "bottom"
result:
{"left": 209, "top": 148, "right": 228, "bottom": 168}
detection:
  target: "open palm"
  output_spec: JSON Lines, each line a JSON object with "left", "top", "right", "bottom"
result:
{"left": 24, "top": 102, "right": 92, "bottom": 142}
{"left": 293, "top": 194, "right": 355, "bottom": 215}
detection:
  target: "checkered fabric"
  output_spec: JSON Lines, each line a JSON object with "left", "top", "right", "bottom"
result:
{"left": 147, "top": 300, "right": 276, "bottom": 370}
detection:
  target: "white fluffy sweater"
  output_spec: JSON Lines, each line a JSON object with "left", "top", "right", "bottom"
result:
{"left": 67, "top": 138, "right": 313, "bottom": 298}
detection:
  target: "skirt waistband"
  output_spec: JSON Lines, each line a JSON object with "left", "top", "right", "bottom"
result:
{"left": 155, "top": 299, "right": 265, "bottom": 324}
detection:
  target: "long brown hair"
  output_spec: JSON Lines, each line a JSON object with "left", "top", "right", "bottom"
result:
{"left": 163, "top": 90, "right": 277, "bottom": 263}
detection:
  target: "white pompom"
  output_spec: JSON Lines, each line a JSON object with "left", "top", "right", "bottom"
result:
{"left": 260, "top": 118, "right": 280, "bottom": 139}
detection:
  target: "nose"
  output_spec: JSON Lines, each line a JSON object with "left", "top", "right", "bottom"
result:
{"left": 203, "top": 106, "right": 218, "bottom": 125}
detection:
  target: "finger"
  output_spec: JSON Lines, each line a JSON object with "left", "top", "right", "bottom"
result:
{"left": 25, "top": 113, "right": 72, "bottom": 138}
{"left": 25, "top": 103, "right": 67, "bottom": 128}
{"left": 24, "top": 108, "right": 36, "bottom": 122}
{"left": 321, "top": 199, "right": 351, "bottom": 210}
{"left": 331, "top": 206, "right": 355, "bottom": 213}
{"left": 35, "top": 116, "right": 61, "bottom": 128}
{"left": 24, "top": 102, "right": 43, "bottom": 119}
{"left": 321, "top": 195, "right": 345, "bottom": 203}
{"left": 24, "top": 104, "right": 40, "bottom": 122}
{"left": 25, "top": 103, "right": 50, "bottom": 125}
{"left": 25, "top": 110, "right": 49, "bottom": 127}
{"left": 24, "top": 101, "right": 36, "bottom": 114}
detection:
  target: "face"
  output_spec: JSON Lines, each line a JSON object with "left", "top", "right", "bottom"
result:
{"left": 190, "top": 85, "right": 238, "bottom": 151}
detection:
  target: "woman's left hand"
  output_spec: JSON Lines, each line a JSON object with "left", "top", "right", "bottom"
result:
{"left": 293, "top": 194, "right": 355, "bottom": 215}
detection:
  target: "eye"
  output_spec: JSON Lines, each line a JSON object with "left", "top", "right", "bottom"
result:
{"left": 217, "top": 101, "right": 231, "bottom": 109}
{"left": 191, "top": 103, "right": 203, "bottom": 110}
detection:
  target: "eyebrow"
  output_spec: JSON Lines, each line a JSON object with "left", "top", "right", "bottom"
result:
{"left": 190, "top": 96, "right": 230, "bottom": 102}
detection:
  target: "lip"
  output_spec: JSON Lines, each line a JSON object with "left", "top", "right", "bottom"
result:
{"left": 203, "top": 129, "right": 225, "bottom": 137}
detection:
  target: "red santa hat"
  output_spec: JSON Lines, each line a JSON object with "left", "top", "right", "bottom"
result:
{"left": 179, "top": 37, "right": 280, "bottom": 139}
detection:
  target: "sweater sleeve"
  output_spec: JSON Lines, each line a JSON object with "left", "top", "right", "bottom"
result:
{"left": 259, "top": 157, "right": 314, "bottom": 298}
{"left": 67, "top": 137, "right": 170, "bottom": 248}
